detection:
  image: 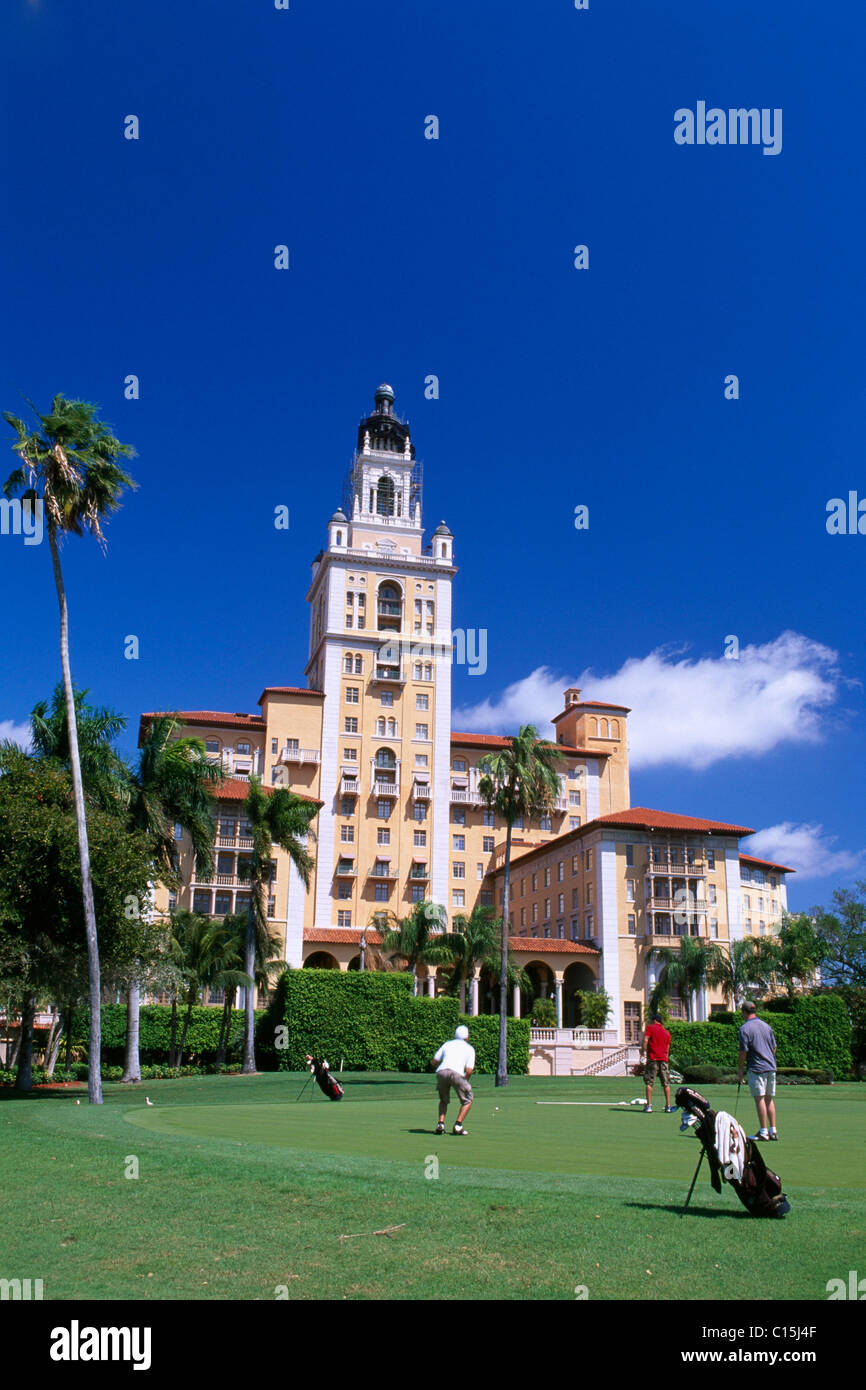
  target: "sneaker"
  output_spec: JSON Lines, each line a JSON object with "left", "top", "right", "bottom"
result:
{"left": 644, "top": 1105, "right": 652, "bottom": 1114}
{"left": 769, "top": 1132, "right": 779, "bottom": 1141}
{"left": 749, "top": 1132, "right": 770, "bottom": 1142}
{"left": 664, "top": 1106, "right": 676, "bottom": 1113}
{"left": 435, "top": 1122, "right": 445, "bottom": 1135}
{"left": 452, "top": 1124, "right": 468, "bottom": 1136}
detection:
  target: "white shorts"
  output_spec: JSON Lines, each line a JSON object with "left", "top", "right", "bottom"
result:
{"left": 747, "top": 1070, "right": 776, "bottom": 1098}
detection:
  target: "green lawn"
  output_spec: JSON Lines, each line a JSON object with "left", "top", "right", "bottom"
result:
{"left": 3, "top": 1072, "right": 864, "bottom": 1301}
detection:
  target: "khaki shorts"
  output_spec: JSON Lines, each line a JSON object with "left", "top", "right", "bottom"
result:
{"left": 644, "top": 1059, "right": 670, "bottom": 1086}
{"left": 437, "top": 1068, "right": 473, "bottom": 1106}
{"left": 747, "top": 1070, "right": 776, "bottom": 1098}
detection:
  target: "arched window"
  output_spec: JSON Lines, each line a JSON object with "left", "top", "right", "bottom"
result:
{"left": 376, "top": 475, "right": 395, "bottom": 516}
{"left": 387, "top": 718, "right": 396, "bottom": 736}
{"left": 610, "top": 719, "right": 619, "bottom": 738}
{"left": 354, "top": 655, "right": 363, "bottom": 674}
{"left": 594, "top": 719, "right": 601, "bottom": 736}
{"left": 375, "top": 747, "right": 396, "bottom": 769}
{"left": 376, "top": 717, "right": 385, "bottom": 735}
{"left": 344, "top": 653, "right": 354, "bottom": 673}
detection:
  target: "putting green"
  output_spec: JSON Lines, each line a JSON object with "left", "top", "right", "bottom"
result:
{"left": 124, "top": 1076, "right": 866, "bottom": 1188}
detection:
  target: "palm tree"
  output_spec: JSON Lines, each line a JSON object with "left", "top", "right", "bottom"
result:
{"left": 707, "top": 937, "right": 774, "bottom": 1008}
{"left": 446, "top": 903, "right": 530, "bottom": 1014}
{"left": 168, "top": 911, "right": 250, "bottom": 1070}
{"left": 237, "top": 777, "right": 317, "bottom": 1073}
{"left": 3, "top": 397, "right": 135, "bottom": 1104}
{"left": 650, "top": 936, "right": 723, "bottom": 1021}
{"left": 378, "top": 900, "right": 464, "bottom": 995}
{"left": 478, "top": 724, "right": 561, "bottom": 1086}
{"left": 122, "top": 716, "right": 224, "bottom": 1082}
{"left": 208, "top": 911, "right": 283, "bottom": 1065}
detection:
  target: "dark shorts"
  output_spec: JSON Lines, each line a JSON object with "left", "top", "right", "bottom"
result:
{"left": 644, "top": 1059, "right": 670, "bottom": 1085}
{"left": 436, "top": 1069, "right": 473, "bottom": 1105}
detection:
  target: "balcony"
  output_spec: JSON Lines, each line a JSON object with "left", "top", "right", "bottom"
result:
{"left": 409, "top": 864, "right": 429, "bottom": 880}
{"left": 450, "top": 786, "right": 485, "bottom": 805}
{"left": 372, "top": 665, "right": 405, "bottom": 684}
{"left": 334, "top": 861, "right": 357, "bottom": 878}
{"left": 377, "top": 601, "right": 402, "bottom": 617}
{"left": 646, "top": 859, "right": 705, "bottom": 877}
{"left": 373, "top": 780, "right": 399, "bottom": 798}
{"left": 412, "top": 780, "right": 431, "bottom": 801}
{"left": 648, "top": 897, "right": 707, "bottom": 912}
{"left": 340, "top": 778, "right": 359, "bottom": 797}
{"left": 278, "top": 745, "right": 321, "bottom": 765}
{"left": 368, "top": 863, "right": 398, "bottom": 881}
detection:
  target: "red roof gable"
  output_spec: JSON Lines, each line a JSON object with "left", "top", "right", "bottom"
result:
{"left": 141, "top": 710, "right": 265, "bottom": 730}
{"left": 595, "top": 807, "right": 754, "bottom": 835}
{"left": 214, "top": 778, "right": 321, "bottom": 808}
{"left": 739, "top": 853, "right": 795, "bottom": 874}
{"left": 258, "top": 686, "right": 324, "bottom": 705}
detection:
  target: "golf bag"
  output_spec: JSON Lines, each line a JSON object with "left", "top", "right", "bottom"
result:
{"left": 305, "top": 1055, "right": 344, "bottom": 1101}
{"left": 675, "top": 1087, "right": 790, "bottom": 1219}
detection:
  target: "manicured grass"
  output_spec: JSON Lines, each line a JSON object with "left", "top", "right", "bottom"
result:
{"left": 3, "top": 1073, "right": 864, "bottom": 1300}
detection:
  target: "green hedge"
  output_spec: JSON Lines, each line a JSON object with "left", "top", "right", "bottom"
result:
{"left": 70, "top": 1003, "right": 262, "bottom": 1062}
{"left": 459, "top": 1014, "right": 529, "bottom": 1075}
{"left": 256, "top": 970, "right": 530, "bottom": 1073}
{"left": 671, "top": 996, "right": 852, "bottom": 1080}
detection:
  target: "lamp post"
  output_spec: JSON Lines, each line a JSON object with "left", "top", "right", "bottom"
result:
{"left": 359, "top": 933, "right": 367, "bottom": 972}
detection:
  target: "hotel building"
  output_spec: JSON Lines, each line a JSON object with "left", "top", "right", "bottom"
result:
{"left": 141, "top": 385, "right": 793, "bottom": 1068}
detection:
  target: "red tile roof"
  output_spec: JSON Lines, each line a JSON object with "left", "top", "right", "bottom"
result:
{"left": 304, "top": 928, "right": 382, "bottom": 945}
{"left": 553, "top": 700, "right": 631, "bottom": 721}
{"left": 141, "top": 710, "right": 265, "bottom": 730}
{"left": 595, "top": 807, "right": 754, "bottom": 836}
{"left": 450, "top": 732, "right": 611, "bottom": 758}
{"left": 509, "top": 937, "right": 600, "bottom": 955}
{"left": 258, "top": 686, "right": 324, "bottom": 704}
{"left": 739, "top": 853, "right": 795, "bottom": 874}
{"left": 214, "top": 778, "right": 321, "bottom": 808}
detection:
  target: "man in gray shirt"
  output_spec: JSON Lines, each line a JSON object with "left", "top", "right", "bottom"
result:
{"left": 737, "top": 1001, "right": 778, "bottom": 1142}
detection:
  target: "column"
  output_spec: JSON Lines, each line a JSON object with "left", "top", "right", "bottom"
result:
{"left": 512, "top": 985, "right": 521, "bottom": 1018}
{"left": 555, "top": 974, "right": 564, "bottom": 1028}
{"left": 470, "top": 970, "right": 480, "bottom": 1016}
{"left": 427, "top": 974, "right": 435, "bottom": 998}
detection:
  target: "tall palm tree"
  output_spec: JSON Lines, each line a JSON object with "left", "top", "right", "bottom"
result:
{"left": 446, "top": 903, "right": 530, "bottom": 1013}
{"left": 650, "top": 936, "right": 723, "bottom": 1021}
{"left": 379, "top": 900, "right": 463, "bottom": 995}
{"left": 478, "top": 725, "right": 561, "bottom": 1086}
{"left": 707, "top": 937, "right": 774, "bottom": 1008}
{"left": 3, "top": 397, "right": 135, "bottom": 1104}
{"left": 238, "top": 777, "right": 317, "bottom": 1073}
{"left": 168, "top": 911, "right": 250, "bottom": 1070}
{"left": 122, "top": 716, "right": 224, "bottom": 1081}
{"left": 208, "top": 911, "right": 282, "bottom": 1065}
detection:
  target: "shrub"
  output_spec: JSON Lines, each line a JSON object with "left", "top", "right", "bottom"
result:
{"left": 530, "top": 998, "right": 557, "bottom": 1026}
{"left": 680, "top": 1064, "right": 725, "bottom": 1085}
{"left": 670, "top": 996, "right": 851, "bottom": 1080}
{"left": 576, "top": 989, "right": 612, "bottom": 1029}
{"left": 458, "top": 1015, "right": 529, "bottom": 1075}
{"left": 70, "top": 1003, "right": 263, "bottom": 1064}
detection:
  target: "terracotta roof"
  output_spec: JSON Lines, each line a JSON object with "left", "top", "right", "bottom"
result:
{"left": 304, "top": 928, "right": 382, "bottom": 945}
{"left": 450, "top": 732, "right": 611, "bottom": 758}
{"left": 141, "top": 710, "right": 265, "bottom": 730}
{"left": 258, "top": 686, "right": 324, "bottom": 704}
{"left": 553, "top": 700, "right": 630, "bottom": 721}
{"left": 214, "top": 778, "right": 321, "bottom": 808}
{"left": 594, "top": 807, "right": 754, "bottom": 836}
{"left": 509, "top": 937, "right": 600, "bottom": 955}
{"left": 739, "top": 853, "right": 795, "bottom": 874}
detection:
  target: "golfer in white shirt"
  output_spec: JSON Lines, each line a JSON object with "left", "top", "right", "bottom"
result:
{"left": 433, "top": 1025, "right": 475, "bottom": 1136}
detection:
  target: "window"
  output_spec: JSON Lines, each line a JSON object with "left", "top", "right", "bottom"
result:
{"left": 707, "top": 849, "right": 715, "bottom": 869}
{"left": 377, "top": 800, "right": 391, "bottom": 819}
{"left": 413, "top": 803, "right": 427, "bottom": 822}
{"left": 569, "top": 818, "right": 580, "bottom": 830}
{"left": 411, "top": 885, "right": 425, "bottom": 903}
{"left": 375, "top": 885, "right": 389, "bottom": 902}
{"left": 344, "top": 653, "right": 354, "bottom": 673}
{"left": 214, "top": 892, "right": 231, "bottom": 915}
{"left": 237, "top": 742, "right": 251, "bottom": 756}
{"left": 480, "top": 890, "right": 493, "bottom": 906}
{"left": 345, "top": 614, "right": 353, "bottom": 627}
{"left": 569, "top": 791, "right": 581, "bottom": 807}
{"left": 344, "top": 717, "right": 358, "bottom": 733}
{"left": 585, "top": 849, "right": 593, "bottom": 871}
{"left": 544, "top": 868, "right": 551, "bottom": 888}
{"left": 520, "top": 908, "right": 526, "bottom": 927}
{"left": 531, "top": 873, "right": 538, "bottom": 891}
{"left": 193, "top": 890, "right": 211, "bottom": 914}
{"left": 346, "top": 687, "right": 358, "bottom": 703}
{"left": 586, "top": 884, "right": 593, "bottom": 906}
{"left": 770, "top": 874, "right": 777, "bottom": 888}
{"left": 513, "top": 816, "right": 523, "bottom": 829}
{"left": 558, "top": 894, "right": 564, "bottom": 914}
{"left": 453, "top": 808, "right": 466, "bottom": 825}
{"left": 381, "top": 691, "right": 394, "bottom": 708}
{"left": 477, "top": 863, "right": 484, "bottom": 879}
{"left": 205, "top": 739, "right": 219, "bottom": 755}
{"left": 453, "top": 758, "right": 467, "bottom": 772}
{"left": 415, "top": 724, "right": 428, "bottom": 740}
{"left": 572, "top": 888, "right": 579, "bottom": 909}
{"left": 584, "top": 913, "right": 593, "bottom": 939}
{"left": 540, "top": 816, "right": 552, "bottom": 831}
{"left": 168, "top": 891, "right": 178, "bottom": 911}
{"left": 557, "top": 862, "right": 564, "bottom": 882}
{"left": 377, "top": 828, "right": 390, "bottom": 846}
{"left": 338, "top": 910, "right": 352, "bottom": 927}
{"left": 271, "top": 738, "right": 277, "bottom": 755}
{"left": 744, "top": 894, "right": 751, "bottom": 908}
{"left": 340, "top": 798, "right": 354, "bottom": 816}
{"left": 532, "top": 904, "right": 538, "bottom": 923}
{"left": 416, "top": 694, "right": 429, "bottom": 710}
{"left": 453, "top": 835, "right": 465, "bottom": 852}
{"left": 483, "top": 809, "right": 495, "bottom": 827}
{"left": 625, "top": 844, "right": 633, "bottom": 866}
{"left": 341, "top": 825, "right": 354, "bottom": 843}
{"left": 624, "top": 1002, "right": 642, "bottom": 1043}
{"left": 453, "top": 863, "right": 465, "bottom": 879}
{"left": 520, "top": 879, "right": 525, "bottom": 897}
{"left": 344, "top": 747, "right": 357, "bottom": 760}
{"left": 746, "top": 918, "right": 752, "bottom": 934}
{"left": 572, "top": 855, "right": 580, "bottom": 873}
{"left": 346, "top": 593, "right": 354, "bottom": 606}
{"left": 570, "top": 917, "right": 579, "bottom": 941}
{"left": 483, "top": 835, "right": 494, "bottom": 854}
{"left": 415, "top": 754, "right": 428, "bottom": 767}
{"left": 626, "top": 881, "right": 635, "bottom": 903}
{"left": 544, "top": 898, "right": 550, "bottom": 919}
{"left": 711, "top": 918, "right": 719, "bottom": 938}
{"left": 357, "top": 593, "right": 365, "bottom": 608}
{"left": 627, "top": 914, "right": 636, "bottom": 935}
{"left": 709, "top": 884, "right": 717, "bottom": 904}
{"left": 452, "top": 890, "right": 465, "bottom": 907}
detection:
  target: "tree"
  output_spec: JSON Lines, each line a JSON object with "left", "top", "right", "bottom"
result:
{"left": 237, "top": 778, "right": 317, "bottom": 1073}
{"left": 3, "top": 397, "right": 135, "bottom": 1103}
{"left": 759, "top": 913, "right": 829, "bottom": 999}
{"left": 447, "top": 903, "right": 501, "bottom": 1011}
{"left": 167, "top": 911, "right": 249, "bottom": 1070}
{"left": 379, "top": 900, "right": 464, "bottom": 996}
{"left": 478, "top": 725, "right": 561, "bottom": 1086}
{"left": 707, "top": 937, "right": 775, "bottom": 1007}
{"left": 650, "top": 936, "right": 723, "bottom": 1021}
{"left": 813, "top": 883, "right": 866, "bottom": 988}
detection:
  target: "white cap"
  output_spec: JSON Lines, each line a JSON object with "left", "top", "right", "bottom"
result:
{"left": 455, "top": 1025, "right": 469, "bottom": 1040}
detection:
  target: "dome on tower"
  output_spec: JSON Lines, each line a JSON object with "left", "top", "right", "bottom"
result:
{"left": 329, "top": 508, "right": 348, "bottom": 524}
{"left": 357, "top": 383, "right": 414, "bottom": 458}
{"left": 431, "top": 520, "right": 452, "bottom": 537}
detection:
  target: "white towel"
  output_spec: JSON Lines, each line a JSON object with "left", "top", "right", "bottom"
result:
{"left": 714, "top": 1110, "right": 747, "bottom": 1182}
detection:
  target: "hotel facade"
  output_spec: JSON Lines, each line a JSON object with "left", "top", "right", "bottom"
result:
{"left": 141, "top": 385, "right": 792, "bottom": 1066}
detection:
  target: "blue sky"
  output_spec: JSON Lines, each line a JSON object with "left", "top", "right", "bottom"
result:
{"left": 2, "top": 0, "right": 864, "bottom": 912}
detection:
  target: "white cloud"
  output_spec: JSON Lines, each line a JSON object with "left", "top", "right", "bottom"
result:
{"left": 0, "top": 719, "right": 32, "bottom": 750}
{"left": 743, "top": 823, "right": 865, "bottom": 881}
{"left": 452, "top": 631, "right": 843, "bottom": 771}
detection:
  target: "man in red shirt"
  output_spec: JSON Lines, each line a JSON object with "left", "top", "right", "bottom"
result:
{"left": 641, "top": 1013, "right": 674, "bottom": 1114}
